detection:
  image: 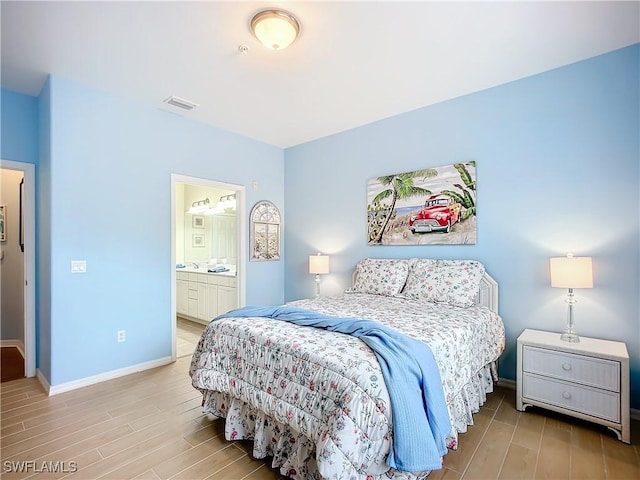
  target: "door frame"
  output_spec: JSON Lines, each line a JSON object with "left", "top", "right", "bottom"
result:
{"left": 170, "top": 174, "right": 246, "bottom": 360}
{"left": 0, "top": 159, "right": 36, "bottom": 377}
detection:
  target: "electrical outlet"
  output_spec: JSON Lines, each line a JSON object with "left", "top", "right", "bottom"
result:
{"left": 117, "top": 330, "right": 126, "bottom": 343}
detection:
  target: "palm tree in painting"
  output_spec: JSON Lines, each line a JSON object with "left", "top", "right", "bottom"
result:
{"left": 441, "top": 162, "right": 476, "bottom": 220}
{"left": 369, "top": 169, "right": 437, "bottom": 243}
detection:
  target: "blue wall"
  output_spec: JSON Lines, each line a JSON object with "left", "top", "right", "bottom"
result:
{"left": 284, "top": 45, "right": 640, "bottom": 408}
{"left": 1, "top": 88, "right": 38, "bottom": 164}
{"left": 1, "top": 87, "right": 41, "bottom": 370}
{"left": 3, "top": 45, "right": 639, "bottom": 409}
{"left": 37, "top": 76, "right": 285, "bottom": 385}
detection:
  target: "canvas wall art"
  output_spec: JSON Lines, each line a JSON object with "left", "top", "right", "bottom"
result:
{"left": 367, "top": 162, "right": 476, "bottom": 245}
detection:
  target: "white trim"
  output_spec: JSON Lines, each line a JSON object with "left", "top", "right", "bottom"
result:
{"left": 0, "top": 160, "right": 36, "bottom": 378}
{"left": 45, "top": 357, "right": 173, "bottom": 396}
{"left": 36, "top": 368, "right": 51, "bottom": 393}
{"left": 0, "top": 339, "right": 25, "bottom": 357}
{"left": 170, "top": 174, "right": 246, "bottom": 362}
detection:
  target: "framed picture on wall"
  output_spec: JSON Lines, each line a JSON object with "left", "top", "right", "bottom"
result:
{"left": 367, "top": 161, "right": 477, "bottom": 245}
{"left": 192, "top": 215, "right": 205, "bottom": 229}
{"left": 19, "top": 179, "right": 24, "bottom": 252}
{"left": 0, "top": 205, "right": 6, "bottom": 242}
{"left": 192, "top": 234, "right": 205, "bottom": 247}
{"left": 250, "top": 200, "right": 281, "bottom": 261}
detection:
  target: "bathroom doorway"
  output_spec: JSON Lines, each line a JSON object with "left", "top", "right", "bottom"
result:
{"left": 170, "top": 174, "right": 246, "bottom": 361}
{"left": 0, "top": 160, "right": 36, "bottom": 378}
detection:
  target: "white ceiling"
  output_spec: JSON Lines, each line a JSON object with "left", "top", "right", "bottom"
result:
{"left": 2, "top": 1, "right": 638, "bottom": 148}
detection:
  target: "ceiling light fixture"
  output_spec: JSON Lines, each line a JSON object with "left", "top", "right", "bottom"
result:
{"left": 250, "top": 9, "right": 300, "bottom": 51}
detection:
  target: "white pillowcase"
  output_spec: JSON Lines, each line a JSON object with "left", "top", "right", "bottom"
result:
{"left": 352, "top": 258, "right": 410, "bottom": 297}
{"left": 402, "top": 258, "right": 485, "bottom": 307}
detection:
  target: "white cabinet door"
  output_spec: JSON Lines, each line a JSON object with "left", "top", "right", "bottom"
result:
{"left": 217, "top": 286, "right": 237, "bottom": 316}
{"left": 205, "top": 284, "right": 218, "bottom": 322}
{"left": 176, "top": 280, "right": 189, "bottom": 315}
{"left": 197, "top": 283, "right": 210, "bottom": 321}
{"left": 187, "top": 281, "right": 199, "bottom": 318}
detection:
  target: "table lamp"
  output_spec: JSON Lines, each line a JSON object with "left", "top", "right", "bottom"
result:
{"left": 309, "top": 253, "right": 330, "bottom": 298}
{"left": 550, "top": 254, "right": 593, "bottom": 343}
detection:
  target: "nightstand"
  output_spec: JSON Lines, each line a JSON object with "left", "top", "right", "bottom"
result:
{"left": 516, "top": 328, "right": 630, "bottom": 443}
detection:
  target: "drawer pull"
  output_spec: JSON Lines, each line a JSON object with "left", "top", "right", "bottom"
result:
{"left": 562, "top": 363, "right": 572, "bottom": 371}
{"left": 562, "top": 391, "right": 572, "bottom": 400}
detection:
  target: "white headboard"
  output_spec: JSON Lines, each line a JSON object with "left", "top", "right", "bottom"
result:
{"left": 478, "top": 272, "right": 499, "bottom": 314}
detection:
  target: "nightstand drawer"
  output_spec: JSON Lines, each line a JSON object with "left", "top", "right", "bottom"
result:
{"left": 523, "top": 346, "right": 619, "bottom": 392}
{"left": 522, "top": 373, "right": 620, "bottom": 422}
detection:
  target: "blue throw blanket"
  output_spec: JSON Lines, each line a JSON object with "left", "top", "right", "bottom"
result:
{"left": 214, "top": 305, "right": 451, "bottom": 472}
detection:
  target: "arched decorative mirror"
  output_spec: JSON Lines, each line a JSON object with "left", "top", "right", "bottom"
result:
{"left": 250, "top": 200, "right": 281, "bottom": 261}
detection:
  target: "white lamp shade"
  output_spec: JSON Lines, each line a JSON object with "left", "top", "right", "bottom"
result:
{"left": 309, "top": 254, "right": 329, "bottom": 274}
{"left": 550, "top": 256, "right": 593, "bottom": 288}
{"left": 251, "top": 10, "right": 300, "bottom": 50}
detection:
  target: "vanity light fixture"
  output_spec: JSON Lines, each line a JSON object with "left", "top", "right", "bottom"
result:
{"left": 206, "top": 193, "right": 237, "bottom": 215}
{"left": 188, "top": 198, "right": 210, "bottom": 214}
{"left": 218, "top": 194, "right": 236, "bottom": 210}
{"left": 550, "top": 253, "right": 593, "bottom": 343}
{"left": 250, "top": 9, "right": 300, "bottom": 51}
{"left": 309, "top": 253, "right": 330, "bottom": 298}
{"left": 189, "top": 194, "right": 236, "bottom": 215}
{"left": 211, "top": 193, "right": 236, "bottom": 214}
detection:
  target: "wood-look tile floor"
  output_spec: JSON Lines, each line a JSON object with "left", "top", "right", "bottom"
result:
{"left": 176, "top": 317, "right": 208, "bottom": 359}
{"left": 1, "top": 320, "right": 638, "bottom": 479}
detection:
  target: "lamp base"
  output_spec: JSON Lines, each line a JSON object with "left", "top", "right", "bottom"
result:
{"left": 560, "top": 291, "right": 580, "bottom": 343}
{"left": 560, "top": 332, "right": 580, "bottom": 343}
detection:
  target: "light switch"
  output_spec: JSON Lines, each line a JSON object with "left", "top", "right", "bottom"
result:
{"left": 71, "top": 260, "right": 87, "bottom": 273}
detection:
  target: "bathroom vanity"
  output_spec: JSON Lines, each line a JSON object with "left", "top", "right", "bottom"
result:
{"left": 176, "top": 268, "right": 237, "bottom": 324}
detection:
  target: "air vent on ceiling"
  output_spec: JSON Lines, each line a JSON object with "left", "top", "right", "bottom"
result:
{"left": 163, "top": 96, "right": 199, "bottom": 111}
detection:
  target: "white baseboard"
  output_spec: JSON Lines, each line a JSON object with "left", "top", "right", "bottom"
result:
{"left": 43, "top": 357, "right": 173, "bottom": 396}
{"left": 498, "top": 376, "right": 639, "bottom": 420}
{"left": 36, "top": 368, "right": 51, "bottom": 392}
{"left": 0, "top": 339, "right": 25, "bottom": 357}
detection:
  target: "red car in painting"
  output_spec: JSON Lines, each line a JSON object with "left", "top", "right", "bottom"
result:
{"left": 409, "top": 194, "right": 462, "bottom": 234}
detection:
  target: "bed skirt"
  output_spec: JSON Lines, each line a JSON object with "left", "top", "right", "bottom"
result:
{"left": 198, "top": 362, "right": 498, "bottom": 479}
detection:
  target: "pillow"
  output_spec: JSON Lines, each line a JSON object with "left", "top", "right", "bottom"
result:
{"left": 402, "top": 259, "right": 485, "bottom": 307}
{"left": 352, "top": 258, "right": 409, "bottom": 297}
{"left": 401, "top": 258, "right": 441, "bottom": 302}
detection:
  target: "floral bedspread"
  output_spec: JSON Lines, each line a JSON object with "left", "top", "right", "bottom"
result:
{"left": 189, "top": 293, "right": 505, "bottom": 479}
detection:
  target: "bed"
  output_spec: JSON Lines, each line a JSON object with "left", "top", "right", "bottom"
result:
{"left": 189, "top": 258, "right": 505, "bottom": 479}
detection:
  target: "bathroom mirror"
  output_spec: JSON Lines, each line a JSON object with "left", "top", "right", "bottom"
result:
{"left": 177, "top": 184, "right": 237, "bottom": 270}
